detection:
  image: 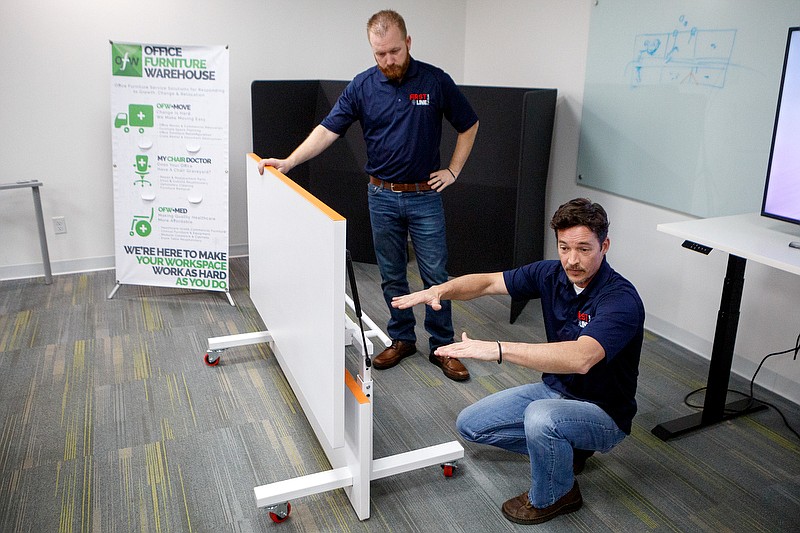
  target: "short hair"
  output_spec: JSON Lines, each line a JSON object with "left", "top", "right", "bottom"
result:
{"left": 367, "top": 10, "right": 407, "bottom": 39}
{"left": 550, "top": 198, "right": 609, "bottom": 243}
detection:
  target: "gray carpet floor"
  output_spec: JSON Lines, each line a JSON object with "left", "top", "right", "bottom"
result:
{"left": 0, "top": 257, "right": 798, "bottom": 532}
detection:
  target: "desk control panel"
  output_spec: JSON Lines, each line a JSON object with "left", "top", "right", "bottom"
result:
{"left": 682, "top": 240, "right": 713, "bottom": 255}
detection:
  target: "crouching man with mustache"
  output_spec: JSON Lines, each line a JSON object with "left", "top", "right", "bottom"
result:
{"left": 392, "top": 198, "right": 645, "bottom": 525}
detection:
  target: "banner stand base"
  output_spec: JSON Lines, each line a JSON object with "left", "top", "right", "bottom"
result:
{"left": 107, "top": 281, "right": 235, "bottom": 306}
{"left": 108, "top": 282, "right": 121, "bottom": 300}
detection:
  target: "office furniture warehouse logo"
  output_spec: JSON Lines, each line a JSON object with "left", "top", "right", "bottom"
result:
{"left": 112, "top": 43, "right": 143, "bottom": 77}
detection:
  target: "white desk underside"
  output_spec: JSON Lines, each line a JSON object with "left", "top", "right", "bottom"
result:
{"left": 247, "top": 156, "right": 345, "bottom": 450}
{"left": 242, "top": 155, "right": 464, "bottom": 520}
{"left": 657, "top": 212, "right": 800, "bottom": 276}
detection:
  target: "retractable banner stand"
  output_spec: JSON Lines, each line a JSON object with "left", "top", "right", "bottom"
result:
{"left": 109, "top": 42, "right": 230, "bottom": 302}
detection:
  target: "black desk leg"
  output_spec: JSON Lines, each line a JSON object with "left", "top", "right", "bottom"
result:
{"left": 510, "top": 298, "right": 530, "bottom": 324}
{"left": 652, "top": 254, "right": 767, "bottom": 441}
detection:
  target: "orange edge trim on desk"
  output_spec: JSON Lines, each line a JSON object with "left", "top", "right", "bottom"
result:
{"left": 344, "top": 370, "right": 370, "bottom": 405}
{"left": 249, "top": 153, "right": 345, "bottom": 222}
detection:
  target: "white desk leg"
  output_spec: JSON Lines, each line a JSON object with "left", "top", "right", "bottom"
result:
{"left": 372, "top": 441, "right": 464, "bottom": 481}
{"left": 206, "top": 310, "right": 463, "bottom": 523}
{"left": 204, "top": 331, "right": 273, "bottom": 365}
{"left": 343, "top": 371, "right": 372, "bottom": 519}
{"left": 254, "top": 467, "right": 354, "bottom": 508}
{"left": 253, "top": 371, "right": 372, "bottom": 521}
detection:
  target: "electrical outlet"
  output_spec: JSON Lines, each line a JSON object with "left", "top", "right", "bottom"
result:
{"left": 53, "top": 216, "right": 67, "bottom": 234}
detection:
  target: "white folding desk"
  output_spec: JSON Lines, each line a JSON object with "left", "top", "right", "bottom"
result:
{"left": 205, "top": 155, "right": 463, "bottom": 522}
{"left": 653, "top": 212, "right": 800, "bottom": 440}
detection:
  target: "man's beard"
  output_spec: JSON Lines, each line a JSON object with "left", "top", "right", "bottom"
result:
{"left": 379, "top": 54, "right": 410, "bottom": 81}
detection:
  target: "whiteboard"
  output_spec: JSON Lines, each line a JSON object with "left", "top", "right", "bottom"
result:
{"left": 577, "top": 0, "right": 800, "bottom": 217}
{"left": 246, "top": 153, "right": 345, "bottom": 450}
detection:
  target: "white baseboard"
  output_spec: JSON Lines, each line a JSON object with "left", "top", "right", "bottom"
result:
{"left": 0, "top": 255, "right": 115, "bottom": 281}
{"left": 0, "top": 243, "right": 250, "bottom": 282}
{"left": 646, "top": 314, "right": 799, "bottom": 407}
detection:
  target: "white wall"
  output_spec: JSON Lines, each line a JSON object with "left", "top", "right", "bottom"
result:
{"left": 0, "top": 0, "right": 466, "bottom": 274}
{"left": 464, "top": 0, "right": 800, "bottom": 405}
{"left": 1, "top": 0, "right": 797, "bottom": 404}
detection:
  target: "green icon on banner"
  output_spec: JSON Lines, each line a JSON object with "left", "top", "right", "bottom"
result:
{"left": 129, "top": 104, "right": 153, "bottom": 128}
{"left": 112, "top": 43, "right": 143, "bottom": 77}
{"left": 134, "top": 155, "right": 152, "bottom": 187}
{"left": 114, "top": 104, "right": 153, "bottom": 133}
{"left": 135, "top": 155, "right": 150, "bottom": 174}
{"left": 130, "top": 208, "right": 154, "bottom": 237}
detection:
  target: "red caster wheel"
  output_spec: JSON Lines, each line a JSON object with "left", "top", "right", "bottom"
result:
{"left": 204, "top": 351, "right": 221, "bottom": 366}
{"left": 268, "top": 502, "right": 291, "bottom": 523}
{"left": 441, "top": 462, "right": 457, "bottom": 477}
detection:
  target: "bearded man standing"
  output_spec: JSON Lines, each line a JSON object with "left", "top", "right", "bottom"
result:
{"left": 259, "top": 10, "right": 480, "bottom": 381}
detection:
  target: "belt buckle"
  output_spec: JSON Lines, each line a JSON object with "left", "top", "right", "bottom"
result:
{"left": 389, "top": 181, "right": 402, "bottom": 192}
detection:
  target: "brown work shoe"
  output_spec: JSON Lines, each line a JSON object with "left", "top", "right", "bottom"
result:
{"left": 573, "top": 448, "right": 595, "bottom": 475}
{"left": 501, "top": 482, "right": 582, "bottom": 525}
{"left": 372, "top": 340, "right": 416, "bottom": 369}
{"left": 428, "top": 354, "right": 470, "bottom": 381}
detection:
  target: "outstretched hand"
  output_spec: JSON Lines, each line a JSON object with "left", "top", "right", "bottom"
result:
{"left": 433, "top": 332, "right": 499, "bottom": 362}
{"left": 391, "top": 288, "right": 442, "bottom": 311}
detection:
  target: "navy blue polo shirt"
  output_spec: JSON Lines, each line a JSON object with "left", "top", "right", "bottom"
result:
{"left": 320, "top": 57, "right": 478, "bottom": 183}
{"left": 503, "top": 258, "right": 645, "bottom": 434}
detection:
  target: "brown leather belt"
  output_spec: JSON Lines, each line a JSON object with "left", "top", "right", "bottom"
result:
{"left": 369, "top": 175, "right": 433, "bottom": 192}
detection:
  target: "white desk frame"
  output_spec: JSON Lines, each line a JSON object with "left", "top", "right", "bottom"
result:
{"left": 203, "top": 155, "right": 464, "bottom": 521}
{"left": 205, "top": 305, "right": 463, "bottom": 521}
{"left": 1, "top": 180, "right": 52, "bottom": 284}
{"left": 654, "top": 212, "right": 800, "bottom": 440}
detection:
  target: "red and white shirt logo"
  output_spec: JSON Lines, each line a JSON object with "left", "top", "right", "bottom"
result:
{"left": 409, "top": 93, "right": 430, "bottom": 106}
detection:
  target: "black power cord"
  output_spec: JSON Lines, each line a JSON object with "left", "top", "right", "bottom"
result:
{"left": 683, "top": 330, "right": 800, "bottom": 442}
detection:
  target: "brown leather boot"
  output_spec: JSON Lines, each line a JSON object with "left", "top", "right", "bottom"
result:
{"left": 501, "top": 482, "right": 582, "bottom": 525}
{"left": 372, "top": 340, "right": 416, "bottom": 369}
{"left": 428, "top": 354, "right": 470, "bottom": 381}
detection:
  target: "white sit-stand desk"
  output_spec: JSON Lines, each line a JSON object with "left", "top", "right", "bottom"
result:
{"left": 654, "top": 212, "right": 800, "bottom": 440}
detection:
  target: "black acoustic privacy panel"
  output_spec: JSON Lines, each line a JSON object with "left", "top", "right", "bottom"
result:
{"left": 252, "top": 81, "right": 556, "bottom": 321}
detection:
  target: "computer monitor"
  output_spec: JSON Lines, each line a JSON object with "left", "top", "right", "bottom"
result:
{"left": 761, "top": 27, "right": 800, "bottom": 225}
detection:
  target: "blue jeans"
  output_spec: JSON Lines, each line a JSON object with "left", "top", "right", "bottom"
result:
{"left": 367, "top": 183, "right": 454, "bottom": 352}
{"left": 456, "top": 382, "right": 627, "bottom": 508}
